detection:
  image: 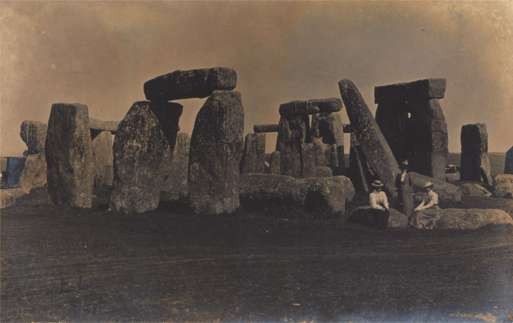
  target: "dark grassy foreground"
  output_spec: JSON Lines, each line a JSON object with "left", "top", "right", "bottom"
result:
{"left": 1, "top": 191, "right": 513, "bottom": 322}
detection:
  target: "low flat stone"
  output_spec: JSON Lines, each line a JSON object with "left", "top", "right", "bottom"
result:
{"left": 436, "top": 208, "right": 513, "bottom": 230}
{"left": 20, "top": 121, "right": 47, "bottom": 154}
{"left": 494, "top": 174, "right": 513, "bottom": 199}
{"left": 144, "top": 67, "right": 237, "bottom": 101}
{"left": 253, "top": 124, "right": 279, "bottom": 133}
{"left": 374, "top": 78, "right": 446, "bottom": 103}
{"left": 460, "top": 182, "right": 492, "bottom": 198}
{"left": 409, "top": 172, "right": 462, "bottom": 204}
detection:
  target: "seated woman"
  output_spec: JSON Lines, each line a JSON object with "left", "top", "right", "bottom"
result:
{"left": 412, "top": 182, "right": 440, "bottom": 230}
{"left": 368, "top": 179, "right": 390, "bottom": 228}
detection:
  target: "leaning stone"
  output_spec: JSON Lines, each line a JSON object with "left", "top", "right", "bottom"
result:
{"left": 20, "top": 121, "right": 47, "bottom": 154}
{"left": 110, "top": 101, "right": 182, "bottom": 214}
{"left": 301, "top": 143, "right": 316, "bottom": 178}
{"left": 460, "top": 182, "right": 492, "bottom": 198}
{"left": 241, "top": 133, "right": 266, "bottom": 174}
{"left": 436, "top": 208, "right": 513, "bottom": 230}
{"left": 161, "top": 132, "right": 190, "bottom": 202}
{"left": 89, "top": 118, "right": 119, "bottom": 134}
{"left": 18, "top": 153, "right": 46, "bottom": 193}
{"left": 144, "top": 67, "right": 237, "bottom": 101}
{"left": 91, "top": 131, "right": 113, "bottom": 189}
{"left": 253, "top": 124, "right": 279, "bottom": 133}
{"left": 504, "top": 146, "right": 513, "bottom": 174}
{"left": 460, "top": 123, "right": 493, "bottom": 185}
{"left": 189, "top": 90, "right": 244, "bottom": 215}
{"left": 269, "top": 151, "right": 280, "bottom": 174}
{"left": 494, "top": 174, "right": 513, "bottom": 199}
{"left": 276, "top": 115, "right": 309, "bottom": 177}
{"left": 46, "top": 103, "right": 93, "bottom": 208}
{"left": 374, "top": 78, "right": 446, "bottom": 103}
{"left": 409, "top": 172, "right": 462, "bottom": 203}
{"left": 338, "top": 79, "right": 400, "bottom": 199}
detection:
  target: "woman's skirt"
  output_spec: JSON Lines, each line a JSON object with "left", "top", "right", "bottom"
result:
{"left": 412, "top": 206, "right": 440, "bottom": 230}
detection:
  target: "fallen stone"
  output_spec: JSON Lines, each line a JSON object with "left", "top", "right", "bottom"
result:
{"left": 504, "top": 146, "right": 513, "bottom": 174}
{"left": 494, "top": 174, "right": 513, "bottom": 199}
{"left": 46, "top": 103, "right": 94, "bottom": 208}
{"left": 269, "top": 151, "right": 280, "bottom": 174}
{"left": 436, "top": 208, "right": 513, "bottom": 230}
{"left": 91, "top": 131, "right": 113, "bottom": 189}
{"left": 348, "top": 207, "right": 408, "bottom": 229}
{"left": 161, "top": 132, "right": 190, "bottom": 202}
{"left": 110, "top": 101, "right": 182, "bottom": 214}
{"left": 20, "top": 121, "right": 47, "bottom": 154}
{"left": 0, "top": 188, "right": 26, "bottom": 209}
{"left": 409, "top": 171, "right": 462, "bottom": 204}
{"left": 374, "top": 78, "right": 446, "bottom": 103}
{"left": 460, "top": 123, "right": 493, "bottom": 185}
{"left": 18, "top": 153, "right": 46, "bottom": 193}
{"left": 240, "top": 173, "right": 354, "bottom": 217}
{"left": 460, "top": 182, "right": 492, "bottom": 198}
{"left": 276, "top": 115, "right": 309, "bottom": 177}
{"left": 241, "top": 133, "right": 266, "bottom": 174}
{"left": 189, "top": 90, "right": 244, "bottom": 215}
{"left": 253, "top": 124, "right": 279, "bottom": 133}
{"left": 315, "top": 166, "right": 333, "bottom": 177}
{"left": 89, "top": 118, "right": 119, "bottom": 134}
{"left": 144, "top": 67, "right": 237, "bottom": 101}
{"left": 338, "top": 79, "right": 400, "bottom": 199}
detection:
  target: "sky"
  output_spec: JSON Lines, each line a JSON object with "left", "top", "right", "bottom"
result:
{"left": 1, "top": 1, "right": 512, "bottom": 155}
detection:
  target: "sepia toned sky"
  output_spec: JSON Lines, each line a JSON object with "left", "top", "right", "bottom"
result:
{"left": 1, "top": 1, "right": 512, "bottom": 155}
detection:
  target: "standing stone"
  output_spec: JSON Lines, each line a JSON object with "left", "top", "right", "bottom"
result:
{"left": 460, "top": 123, "right": 493, "bottom": 185}
{"left": 241, "top": 133, "right": 266, "bottom": 174}
{"left": 339, "top": 79, "right": 400, "bottom": 199}
{"left": 91, "top": 131, "right": 113, "bottom": 189}
{"left": 505, "top": 146, "right": 513, "bottom": 174}
{"left": 301, "top": 143, "right": 316, "bottom": 178}
{"left": 110, "top": 101, "right": 183, "bottom": 214}
{"left": 375, "top": 101, "right": 410, "bottom": 163}
{"left": 20, "top": 121, "right": 47, "bottom": 154}
{"left": 161, "top": 132, "right": 190, "bottom": 202}
{"left": 269, "top": 151, "right": 281, "bottom": 174}
{"left": 276, "top": 115, "right": 310, "bottom": 177}
{"left": 311, "top": 112, "right": 345, "bottom": 146}
{"left": 46, "top": 103, "right": 93, "bottom": 208}
{"left": 312, "top": 137, "right": 330, "bottom": 167}
{"left": 144, "top": 67, "right": 237, "bottom": 101}
{"left": 189, "top": 90, "right": 244, "bottom": 215}
{"left": 18, "top": 153, "right": 47, "bottom": 193}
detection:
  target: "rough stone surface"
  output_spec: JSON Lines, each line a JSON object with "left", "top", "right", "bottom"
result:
{"left": 276, "top": 115, "right": 309, "bottom": 177}
{"left": 20, "top": 121, "right": 47, "bottom": 154}
{"left": 338, "top": 79, "right": 400, "bottom": 199}
{"left": 189, "top": 90, "right": 244, "bottom": 215}
{"left": 494, "top": 174, "right": 513, "bottom": 199}
{"left": 91, "top": 131, "right": 113, "bottom": 189}
{"left": 241, "top": 133, "right": 266, "bottom": 174}
{"left": 374, "top": 78, "right": 446, "bottom": 103}
{"left": 240, "top": 173, "right": 354, "bottom": 217}
{"left": 18, "top": 154, "right": 46, "bottom": 193}
{"left": 89, "top": 118, "right": 119, "bottom": 133}
{"left": 460, "top": 123, "right": 492, "bottom": 185}
{"left": 348, "top": 207, "right": 408, "bottom": 229}
{"left": 301, "top": 143, "right": 316, "bottom": 178}
{"left": 436, "top": 208, "right": 513, "bottom": 230}
{"left": 161, "top": 132, "right": 190, "bottom": 202}
{"left": 409, "top": 172, "right": 462, "bottom": 204}
{"left": 348, "top": 134, "right": 370, "bottom": 193}
{"left": 253, "top": 124, "right": 279, "bottom": 133}
{"left": 505, "top": 146, "right": 513, "bottom": 174}
{"left": 279, "top": 100, "right": 319, "bottom": 117}
{"left": 110, "top": 101, "right": 182, "bottom": 214}
{"left": 269, "top": 151, "right": 280, "bottom": 174}
{"left": 0, "top": 188, "right": 26, "bottom": 209}
{"left": 308, "top": 98, "right": 342, "bottom": 113}
{"left": 46, "top": 103, "right": 94, "bottom": 208}
{"left": 460, "top": 182, "right": 492, "bottom": 198}
{"left": 408, "top": 99, "right": 448, "bottom": 180}
{"left": 144, "top": 67, "right": 237, "bottom": 101}
{"left": 311, "top": 112, "right": 345, "bottom": 146}
{"left": 315, "top": 166, "right": 333, "bottom": 177}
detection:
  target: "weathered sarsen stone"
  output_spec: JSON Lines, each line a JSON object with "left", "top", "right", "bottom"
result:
{"left": 110, "top": 101, "right": 183, "bottom": 214}
{"left": 20, "top": 121, "right": 47, "bottom": 154}
{"left": 161, "top": 132, "right": 190, "bottom": 202}
{"left": 276, "top": 114, "right": 309, "bottom": 177}
{"left": 46, "top": 103, "right": 94, "bottom": 208}
{"left": 504, "top": 146, "right": 513, "bottom": 174}
{"left": 253, "top": 124, "right": 279, "bottom": 133}
{"left": 144, "top": 67, "right": 237, "bottom": 101}
{"left": 189, "top": 90, "right": 244, "bottom": 215}
{"left": 89, "top": 118, "right": 119, "bottom": 133}
{"left": 91, "top": 131, "right": 114, "bottom": 189}
{"left": 269, "top": 151, "right": 280, "bottom": 174}
{"left": 18, "top": 153, "right": 47, "bottom": 193}
{"left": 241, "top": 133, "right": 266, "bottom": 174}
{"left": 460, "top": 123, "right": 493, "bottom": 185}
{"left": 338, "top": 79, "right": 400, "bottom": 199}
{"left": 374, "top": 78, "right": 446, "bottom": 103}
